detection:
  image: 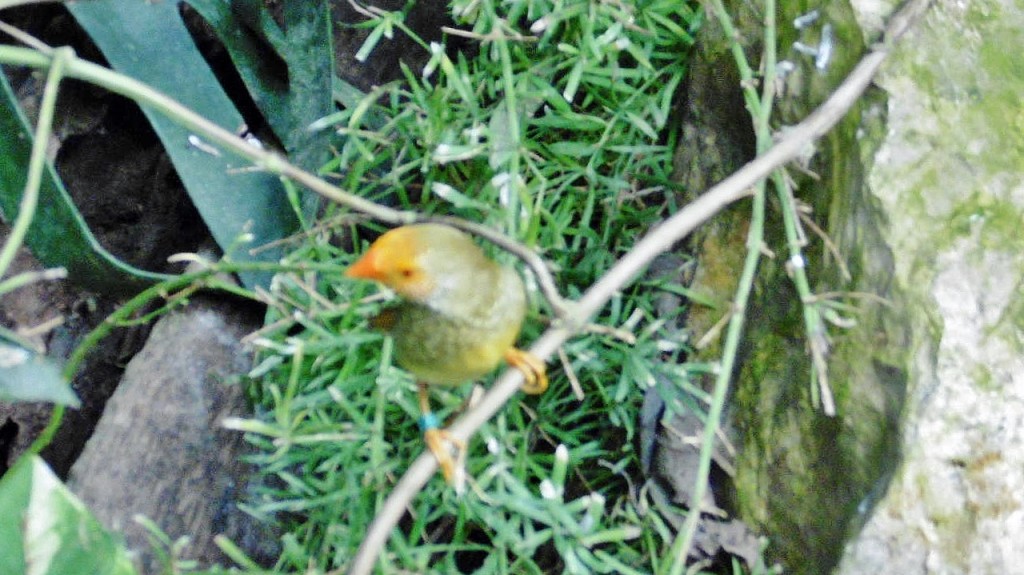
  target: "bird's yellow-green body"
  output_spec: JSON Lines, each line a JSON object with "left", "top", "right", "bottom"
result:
{"left": 346, "top": 223, "right": 527, "bottom": 385}
{"left": 346, "top": 223, "right": 547, "bottom": 483}
{"left": 386, "top": 292, "right": 523, "bottom": 385}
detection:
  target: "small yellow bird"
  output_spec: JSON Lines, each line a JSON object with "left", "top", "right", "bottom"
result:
{"left": 346, "top": 223, "right": 547, "bottom": 481}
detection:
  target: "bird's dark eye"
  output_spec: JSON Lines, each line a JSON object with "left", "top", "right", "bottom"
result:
{"left": 400, "top": 268, "right": 414, "bottom": 278}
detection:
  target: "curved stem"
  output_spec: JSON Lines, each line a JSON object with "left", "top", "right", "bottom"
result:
{"left": 25, "top": 267, "right": 218, "bottom": 455}
{"left": 23, "top": 258, "right": 340, "bottom": 455}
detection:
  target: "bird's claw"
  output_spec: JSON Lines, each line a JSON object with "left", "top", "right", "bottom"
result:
{"left": 423, "top": 427, "right": 466, "bottom": 487}
{"left": 505, "top": 347, "right": 548, "bottom": 395}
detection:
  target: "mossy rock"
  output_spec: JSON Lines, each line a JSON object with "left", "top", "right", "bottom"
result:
{"left": 675, "top": 1, "right": 910, "bottom": 572}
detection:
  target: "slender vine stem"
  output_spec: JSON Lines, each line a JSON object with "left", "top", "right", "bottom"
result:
{"left": 25, "top": 268, "right": 220, "bottom": 455}
{"left": 662, "top": 0, "right": 774, "bottom": 570}
{"left": 663, "top": 154, "right": 766, "bottom": 575}
{"left": 0, "top": 46, "right": 70, "bottom": 279}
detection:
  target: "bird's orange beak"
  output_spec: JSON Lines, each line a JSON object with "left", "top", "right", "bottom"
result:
{"left": 346, "top": 247, "right": 383, "bottom": 281}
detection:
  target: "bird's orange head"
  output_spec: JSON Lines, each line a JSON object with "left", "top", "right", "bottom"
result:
{"left": 345, "top": 226, "right": 435, "bottom": 301}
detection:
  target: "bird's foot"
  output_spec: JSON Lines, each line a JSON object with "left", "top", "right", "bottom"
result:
{"left": 420, "top": 413, "right": 466, "bottom": 487}
{"left": 504, "top": 347, "right": 548, "bottom": 395}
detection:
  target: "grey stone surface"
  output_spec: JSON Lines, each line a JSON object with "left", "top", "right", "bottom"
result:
{"left": 68, "top": 297, "right": 277, "bottom": 573}
{"left": 837, "top": 0, "right": 1024, "bottom": 573}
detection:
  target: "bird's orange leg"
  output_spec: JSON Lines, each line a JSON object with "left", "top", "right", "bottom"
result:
{"left": 418, "top": 382, "right": 465, "bottom": 484}
{"left": 504, "top": 347, "right": 548, "bottom": 395}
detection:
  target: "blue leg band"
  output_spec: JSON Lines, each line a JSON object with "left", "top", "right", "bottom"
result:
{"left": 419, "top": 412, "right": 441, "bottom": 432}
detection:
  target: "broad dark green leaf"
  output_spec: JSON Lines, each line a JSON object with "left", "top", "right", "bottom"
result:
{"left": 0, "top": 456, "right": 137, "bottom": 575}
{"left": 187, "top": 0, "right": 336, "bottom": 172}
{"left": 68, "top": 0, "right": 302, "bottom": 289}
{"left": 0, "top": 73, "right": 168, "bottom": 295}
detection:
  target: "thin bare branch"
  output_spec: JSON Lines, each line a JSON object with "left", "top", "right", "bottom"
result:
{"left": 557, "top": 346, "right": 585, "bottom": 401}
{"left": 345, "top": 0, "right": 925, "bottom": 565}
{"left": 441, "top": 25, "right": 539, "bottom": 42}
{"left": 798, "top": 207, "right": 852, "bottom": 281}
{"left": 0, "top": 44, "right": 567, "bottom": 316}
{"left": 0, "top": 19, "right": 52, "bottom": 52}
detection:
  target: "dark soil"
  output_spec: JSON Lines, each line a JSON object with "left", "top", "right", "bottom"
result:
{"left": 0, "top": 0, "right": 441, "bottom": 479}
{"left": 1, "top": 4, "right": 214, "bottom": 476}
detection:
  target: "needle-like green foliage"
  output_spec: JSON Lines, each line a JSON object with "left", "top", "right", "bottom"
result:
{"left": 238, "top": 1, "right": 769, "bottom": 573}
